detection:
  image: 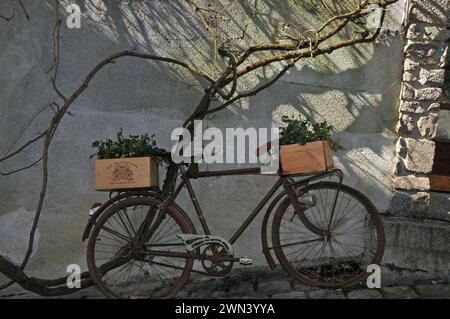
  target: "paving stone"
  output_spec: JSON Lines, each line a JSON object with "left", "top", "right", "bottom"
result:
{"left": 382, "top": 286, "right": 419, "bottom": 299}
{"left": 175, "top": 289, "right": 191, "bottom": 299}
{"left": 232, "top": 282, "right": 255, "bottom": 296}
{"left": 293, "top": 282, "right": 317, "bottom": 291}
{"left": 190, "top": 290, "right": 230, "bottom": 299}
{"left": 346, "top": 289, "right": 383, "bottom": 299}
{"left": 307, "top": 290, "right": 346, "bottom": 299}
{"left": 415, "top": 284, "right": 450, "bottom": 299}
{"left": 271, "top": 291, "right": 307, "bottom": 299}
{"left": 257, "top": 280, "right": 292, "bottom": 294}
{"left": 210, "top": 291, "right": 231, "bottom": 299}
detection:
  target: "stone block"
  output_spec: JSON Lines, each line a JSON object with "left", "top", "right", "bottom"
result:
{"left": 408, "top": 24, "right": 450, "bottom": 42}
{"left": 392, "top": 176, "right": 430, "bottom": 191}
{"left": 417, "top": 113, "right": 439, "bottom": 138}
{"left": 404, "top": 58, "right": 419, "bottom": 71}
{"left": 424, "top": 26, "right": 450, "bottom": 41}
{"left": 406, "top": 23, "right": 421, "bottom": 41}
{"left": 438, "top": 45, "right": 448, "bottom": 68}
{"left": 401, "top": 84, "right": 443, "bottom": 101}
{"left": 415, "top": 87, "right": 443, "bottom": 101}
{"left": 428, "top": 103, "right": 441, "bottom": 111}
{"left": 399, "top": 101, "right": 426, "bottom": 114}
{"left": 405, "top": 42, "right": 437, "bottom": 59}
{"left": 403, "top": 71, "right": 417, "bottom": 82}
{"left": 401, "top": 83, "right": 415, "bottom": 99}
{"left": 410, "top": 0, "right": 450, "bottom": 27}
{"left": 411, "top": 192, "right": 430, "bottom": 211}
{"left": 418, "top": 69, "right": 445, "bottom": 85}
{"left": 399, "top": 114, "right": 415, "bottom": 134}
{"left": 404, "top": 138, "right": 435, "bottom": 173}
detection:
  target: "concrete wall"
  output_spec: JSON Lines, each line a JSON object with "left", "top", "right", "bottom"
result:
{"left": 0, "top": 0, "right": 406, "bottom": 281}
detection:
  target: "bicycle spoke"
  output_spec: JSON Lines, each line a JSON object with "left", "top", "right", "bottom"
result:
{"left": 273, "top": 182, "right": 384, "bottom": 288}
{"left": 102, "top": 226, "right": 133, "bottom": 244}
{"left": 88, "top": 198, "right": 193, "bottom": 299}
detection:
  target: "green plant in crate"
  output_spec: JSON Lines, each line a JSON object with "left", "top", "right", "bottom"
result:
{"left": 279, "top": 115, "right": 344, "bottom": 151}
{"left": 91, "top": 129, "right": 171, "bottom": 164}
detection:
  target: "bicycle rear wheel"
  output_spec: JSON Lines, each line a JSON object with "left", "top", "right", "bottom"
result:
{"left": 87, "top": 196, "right": 194, "bottom": 299}
{"left": 272, "top": 182, "right": 385, "bottom": 289}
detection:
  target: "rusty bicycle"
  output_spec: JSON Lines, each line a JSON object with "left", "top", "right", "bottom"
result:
{"left": 84, "top": 159, "right": 385, "bottom": 299}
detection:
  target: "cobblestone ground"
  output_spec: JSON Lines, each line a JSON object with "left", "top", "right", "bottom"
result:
{"left": 1, "top": 266, "right": 449, "bottom": 299}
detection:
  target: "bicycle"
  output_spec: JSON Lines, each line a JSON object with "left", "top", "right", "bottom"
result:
{"left": 83, "top": 159, "right": 385, "bottom": 299}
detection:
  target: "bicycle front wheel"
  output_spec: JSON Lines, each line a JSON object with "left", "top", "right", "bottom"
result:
{"left": 272, "top": 182, "right": 385, "bottom": 289}
{"left": 87, "top": 196, "right": 194, "bottom": 299}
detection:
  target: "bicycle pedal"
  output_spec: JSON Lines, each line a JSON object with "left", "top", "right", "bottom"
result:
{"left": 239, "top": 257, "right": 253, "bottom": 265}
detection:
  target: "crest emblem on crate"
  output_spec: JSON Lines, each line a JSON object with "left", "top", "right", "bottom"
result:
{"left": 95, "top": 157, "right": 158, "bottom": 190}
{"left": 111, "top": 163, "right": 134, "bottom": 182}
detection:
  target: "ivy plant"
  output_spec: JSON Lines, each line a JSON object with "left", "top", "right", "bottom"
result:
{"left": 91, "top": 129, "right": 171, "bottom": 164}
{"left": 279, "top": 115, "right": 344, "bottom": 151}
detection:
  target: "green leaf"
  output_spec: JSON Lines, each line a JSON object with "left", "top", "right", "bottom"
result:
{"left": 279, "top": 116, "right": 344, "bottom": 151}
{"left": 91, "top": 129, "right": 171, "bottom": 162}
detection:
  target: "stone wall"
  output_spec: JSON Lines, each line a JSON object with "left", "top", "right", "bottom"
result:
{"left": 392, "top": 0, "right": 450, "bottom": 219}
{"left": 384, "top": 0, "right": 450, "bottom": 280}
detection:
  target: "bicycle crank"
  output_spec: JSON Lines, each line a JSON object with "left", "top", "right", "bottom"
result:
{"left": 177, "top": 234, "right": 234, "bottom": 255}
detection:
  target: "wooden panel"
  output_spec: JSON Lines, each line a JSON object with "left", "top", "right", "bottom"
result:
{"left": 95, "top": 157, "right": 159, "bottom": 191}
{"left": 441, "top": 103, "right": 450, "bottom": 111}
{"left": 323, "top": 140, "right": 334, "bottom": 171}
{"left": 280, "top": 141, "right": 334, "bottom": 176}
{"left": 430, "top": 175, "right": 450, "bottom": 192}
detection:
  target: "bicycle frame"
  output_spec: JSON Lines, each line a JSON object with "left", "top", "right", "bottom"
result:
{"left": 167, "top": 164, "right": 344, "bottom": 245}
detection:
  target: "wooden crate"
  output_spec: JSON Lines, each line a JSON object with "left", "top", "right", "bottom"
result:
{"left": 280, "top": 141, "right": 334, "bottom": 176}
{"left": 95, "top": 157, "right": 159, "bottom": 191}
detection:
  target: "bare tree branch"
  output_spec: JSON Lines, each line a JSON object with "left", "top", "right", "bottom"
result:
{"left": 0, "top": 0, "right": 29, "bottom": 22}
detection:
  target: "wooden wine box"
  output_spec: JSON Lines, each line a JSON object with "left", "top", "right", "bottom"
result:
{"left": 280, "top": 141, "right": 334, "bottom": 176}
{"left": 95, "top": 157, "right": 159, "bottom": 191}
